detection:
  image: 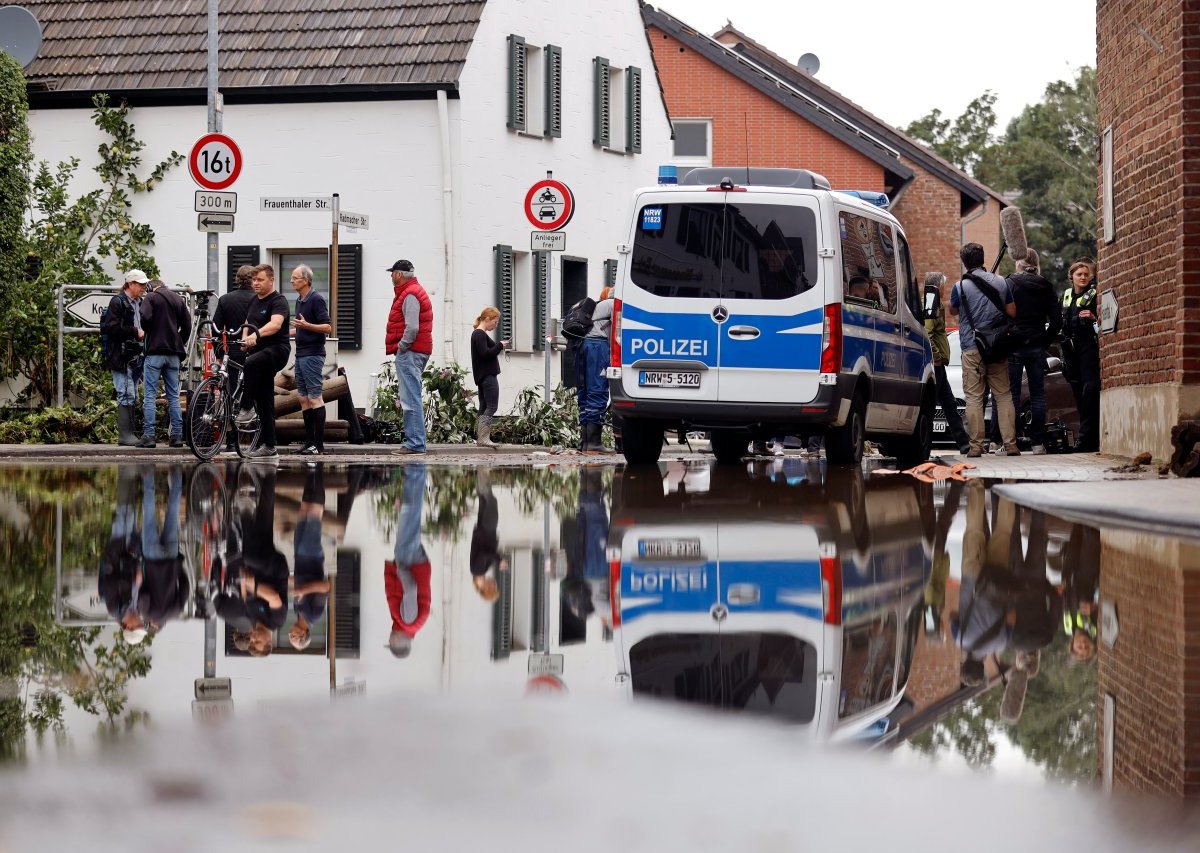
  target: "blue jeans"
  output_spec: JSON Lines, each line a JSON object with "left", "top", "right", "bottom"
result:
{"left": 142, "top": 468, "right": 182, "bottom": 561}
{"left": 112, "top": 365, "right": 139, "bottom": 407}
{"left": 1008, "top": 346, "right": 1047, "bottom": 445}
{"left": 395, "top": 349, "right": 430, "bottom": 451}
{"left": 143, "top": 354, "right": 182, "bottom": 438}
{"left": 576, "top": 338, "right": 610, "bottom": 425}
{"left": 394, "top": 463, "right": 427, "bottom": 565}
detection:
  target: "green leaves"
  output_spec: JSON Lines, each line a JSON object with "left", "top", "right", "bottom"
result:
{"left": 905, "top": 91, "right": 998, "bottom": 177}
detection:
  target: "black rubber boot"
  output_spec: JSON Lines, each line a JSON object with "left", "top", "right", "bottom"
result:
{"left": 116, "top": 405, "right": 140, "bottom": 447}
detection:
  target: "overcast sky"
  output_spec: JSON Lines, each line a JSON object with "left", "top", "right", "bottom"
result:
{"left": 655, "top": 0, "right": 1096, "bottom": 132}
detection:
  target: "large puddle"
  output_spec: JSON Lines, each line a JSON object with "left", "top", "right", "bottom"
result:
{"left": 0, "top": 458, "right": 1179, "bottom": 797}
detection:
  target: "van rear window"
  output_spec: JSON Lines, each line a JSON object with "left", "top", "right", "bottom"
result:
{"left": 631, "top": 202, "right": 819, "bottom": 300}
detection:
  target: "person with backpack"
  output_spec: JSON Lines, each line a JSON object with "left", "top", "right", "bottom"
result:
{"left": 948, "top": 243, "right": 1019, "bottom": 457}
{"left": 576, "top": 286, "right": 614, "bottom": 453}
{"left": 102, "top": 270, "right": 148, "bottom": 446}
{"left": 1005, "top": 249, "right": 1062, "bottom": 455}
{"left": 470, "top": 306, "right": 508, "bottom": 447}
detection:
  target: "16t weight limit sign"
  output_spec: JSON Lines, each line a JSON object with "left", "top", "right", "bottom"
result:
{"left": 189, "top": 133, "right": 243, "bottom": 191}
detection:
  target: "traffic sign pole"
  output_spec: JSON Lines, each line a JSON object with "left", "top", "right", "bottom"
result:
{"left": 331, "top": 193, "right": 340, "bottom": 334}
{"left": 544, "top": 173, "right": 552, "bottom": 401}
{"left": 206, "top": 0, "right": 219, "bottom": 295}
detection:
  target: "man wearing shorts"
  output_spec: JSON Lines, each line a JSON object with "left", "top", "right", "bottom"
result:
{"left": 289, "top": 265, "right": 332, "bottom": 454}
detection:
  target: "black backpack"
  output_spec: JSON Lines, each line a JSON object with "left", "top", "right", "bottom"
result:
{"left": 562, "top": 297, "right": 596, "bottom": 339}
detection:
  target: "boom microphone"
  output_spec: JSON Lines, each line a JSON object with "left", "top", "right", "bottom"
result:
{"left": 998, "top": 206, "right": 1028, "bottom": 269}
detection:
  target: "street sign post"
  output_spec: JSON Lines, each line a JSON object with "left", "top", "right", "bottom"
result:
{"left": 195, "top": 190, "right": 237, "bottom": 214}
{"left": 188, "top": 132, "right": 242, "bottom": 191}
{"left": 525, "top": 175, "right": 574, "bottom": 402}
{"left": 64, "top": 292, "right": 113, "bottom": 327}
{"left": 531, "top": 231, "right": 566, "bottom": 252}
{"left": 197, "top": 213, "right": 234, "bottom": 233}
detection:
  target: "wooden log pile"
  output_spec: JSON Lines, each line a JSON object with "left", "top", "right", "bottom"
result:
{"left": 1169, "top": 419, "right": 1200, "bottom": 477}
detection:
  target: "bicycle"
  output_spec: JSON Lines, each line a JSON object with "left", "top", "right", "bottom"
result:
{"left": 187, "top": 322, "right": 262, "bottom": 460}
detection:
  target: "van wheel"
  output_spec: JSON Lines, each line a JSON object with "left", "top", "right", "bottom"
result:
{"left": 622, "top": 418, "right": 664, "bottom": 465}
{"left": 884, "top": 391, "right": 935, "bottom": 468}
{"left": 710, "top": 429, "right": 749, "bottom": 465}
{"left": 826, "top": 393, "right": 865, "bottom": 466}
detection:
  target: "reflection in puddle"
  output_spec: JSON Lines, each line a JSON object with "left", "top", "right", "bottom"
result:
{"left": 0, "top": 458, "right": 1179, "bottom": 799}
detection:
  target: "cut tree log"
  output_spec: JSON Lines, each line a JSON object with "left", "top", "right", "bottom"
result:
{"left": 274, "top": 374, "right": 350, "bottom": 417}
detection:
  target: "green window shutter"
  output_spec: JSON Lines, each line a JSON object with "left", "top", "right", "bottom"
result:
{"left": 332, "top": 243, "right": 363, "bottom": 350}
{"left": 494, "top": 244, "right": 514, "bottom": 347}
{"left": 544, "top": 44, "right": 563, "bottom": 138}
{"left": 604, "top": 259, "right": 618, "bottom": 289}
{"left": 532, "top": 251, "right": 548, "bottom": 351}
{"left": 625, "top": 65, "right": 642, "bottom": 154}
{"left": 507, "top": 34, "right": 526, "bottom": 131}
{"left": 593, "top": 56, "right": 611, "bottom": 147}
{"left": 225, "top": 245, "right": 259, "bottom": 294}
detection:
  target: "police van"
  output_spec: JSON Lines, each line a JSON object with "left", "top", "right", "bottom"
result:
{"left": 608, "top": 167, "right": 935, "bottom": 466}
{"left": 607, "top": 461, "right": 930, "bottom": 740}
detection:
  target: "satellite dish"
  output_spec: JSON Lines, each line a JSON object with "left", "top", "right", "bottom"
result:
{"left": 797, "top": 52, "right": 820, "bottom": 76}
{"left": 0, "top": 5, "right": 43, "bottom": 69}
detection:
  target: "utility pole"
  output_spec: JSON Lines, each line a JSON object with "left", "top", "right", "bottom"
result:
{"left": 206, "top": 0, "right": 221, "bottom": 294}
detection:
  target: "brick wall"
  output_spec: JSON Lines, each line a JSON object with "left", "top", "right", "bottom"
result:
{"left": 649, "top": 27, "right": 885, "bottom": 189}
{"left": 1096, "top": 531, "right": 1200, "bottom": 798}
{"left": 1096, "top": 1, "right": 1194, "bottom": 389}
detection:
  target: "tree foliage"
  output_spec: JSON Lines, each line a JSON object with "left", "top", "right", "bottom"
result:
{"left": 907, "top": 68, "right": 1097, "bottom": 290}
{"left": 0, "top": 56, "right": 183, "bottom": 421}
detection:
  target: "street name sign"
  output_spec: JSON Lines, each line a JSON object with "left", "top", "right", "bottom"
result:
{"left": 189, "top": 133, "right": 242, "bottom": 191}
{"left": 195, "top": 190, "right": 237, "bottom": 214}
{"left": 197, "top": 213, "right": 235, "bottom": 233}
{"left": 1100, "top": 288, "right": 1118, "bottom": 334}
{"left": 64, "top": 292, "right": 111, "bottom": 327}
{"left": 338, "top": 209, "right": 370, "bottom": 229}
{"left": 531, "top": 231, "right": 566, "bottom": 252}
{"left": 261, "top": 196, "right": 332, "bottom": 211}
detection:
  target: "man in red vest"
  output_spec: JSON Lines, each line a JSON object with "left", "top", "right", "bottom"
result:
{"left": 385, "top": 259, "right": 434, "bottom": 454}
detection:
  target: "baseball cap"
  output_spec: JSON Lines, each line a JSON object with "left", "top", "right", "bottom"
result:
{"left": 124, "top": 269, "right": 150, "bottom": 284}
{"left": 122, "top": 627, "right": 148, "bottom": 645}
{"left": 385, "top": 260, "right": 414, "bottom": 273}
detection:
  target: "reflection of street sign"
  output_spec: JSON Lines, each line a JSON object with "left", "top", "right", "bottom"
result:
{"left": 527, "top": 653, "right": 564, "bottom": 676}
{"left": 64, "top": 292, "right": 112, "bottom": 327}
{"left": 195, "top": 190, "right": 237, "bottom": 214}
{"left": 1101, "top": 599, "right": 1118, "bottom": 648}
{"left": 531, "top": 231, "right": 566, "bottom": 252}
{"left": 189, "top": 133, "right": 243, "bottom": 191}
{"left": 524, "top": 179, "right": 574, "bottom": 231}
{"left": 197, "top": 213, "right": 235, "bottom": 233}
{"left": 192, "top": 698, "right": 234, "bottom": 722}
{"left": 337, "top": 210, "right": 370, "bottom": 230}
{"left": 195, "top": 676, "right": 232, "bottom": 699}
{"left": 334, "top": 679, "right": 366, "bottom": 699}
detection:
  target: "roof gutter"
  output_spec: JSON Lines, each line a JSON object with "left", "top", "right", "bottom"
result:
{"left": 27, "top": 81, "right": 458, "bottom": 109}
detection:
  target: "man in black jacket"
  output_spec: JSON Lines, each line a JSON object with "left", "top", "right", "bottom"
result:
{"left": 213, "top": 265, "right": 257, "bottom": 451}
{"left": 102, "top": 271, "right": 148, "bottom": 446}
{"left": 139, "top": 278, "right": 193, "bottom": 448}
{"left": 1006, "top": 249, "right": 1062, "bottom": 454}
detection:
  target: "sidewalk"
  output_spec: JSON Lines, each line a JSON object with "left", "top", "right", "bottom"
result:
{"left": 992, "top": 479, "right": 1200, "bottom": 542}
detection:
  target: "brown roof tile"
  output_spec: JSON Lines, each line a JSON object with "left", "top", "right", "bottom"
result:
{"left": 21, "top": 0, "right": 486, "bottom": 92}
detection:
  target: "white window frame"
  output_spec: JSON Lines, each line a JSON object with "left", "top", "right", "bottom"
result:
{"left": 671, "top": 118, "right": 712, "bottom": 167}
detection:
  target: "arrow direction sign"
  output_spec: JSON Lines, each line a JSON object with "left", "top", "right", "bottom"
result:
{"left": 65, "top": 292, "right": 113, "bottom": 327}
{"left": 337, "top": 209, "right": 369, "bottom": 230}
{"left": 194, "top": 676, "right": 232, "bottom": 700}
{"left": 197, "top": 213, "right": 235, "bottom": 233}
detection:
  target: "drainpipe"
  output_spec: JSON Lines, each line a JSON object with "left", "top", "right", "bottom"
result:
{"left": 437, "top": 89, "right": 457, "bottom": 363}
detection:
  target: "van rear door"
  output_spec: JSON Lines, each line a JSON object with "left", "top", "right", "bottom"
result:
{"left": 716, "top": 193, "right": 826, "bottom": 404}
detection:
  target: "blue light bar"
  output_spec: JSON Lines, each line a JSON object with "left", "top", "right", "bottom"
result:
{"left": 835, "top": 189, "right": 889, "bottom": 208}
{"left": 658, "top": 165, "right": 679, "bottom": 185}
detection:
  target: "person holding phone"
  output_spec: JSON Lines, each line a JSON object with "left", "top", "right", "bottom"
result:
{"left": 289, "top": 265, "right": 332, "bottom": 455}
{"left": 923, "top": 272, "right": 970, "bottom": 454}
{"left": 470, "top": 306, "right": 508, "bottom": 447}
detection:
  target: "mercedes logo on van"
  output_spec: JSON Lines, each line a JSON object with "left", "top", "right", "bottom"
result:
{"left": 711, "top": 305, "right": 729, "bottom": 323}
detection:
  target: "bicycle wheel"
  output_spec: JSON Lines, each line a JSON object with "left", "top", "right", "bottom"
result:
{"left": 188, "top": 376, "right": 228, "bottom": 460}
{"left": 234, "top": 405, "right": 261, "bottom": 458}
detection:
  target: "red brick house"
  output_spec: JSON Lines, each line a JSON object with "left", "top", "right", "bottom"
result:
{"left": 643, "top": 7, "right": 1005, "bottom": 291}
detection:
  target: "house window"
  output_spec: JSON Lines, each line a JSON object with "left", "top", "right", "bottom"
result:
{"left": 672, "top": 119, "right": 711, "bottom": 167}
{"left": 594, "top": 57, "right": 641, "bottom": 154}
{"left": 275, "top": 251, "right": 330, "bottom": 317}
{"left": 508, "top": 35, "right": 562, "bottom": 138}
{"left": 495, "top": 244, "right": 542, "bottom": 352}
{"left": 270, "top": 246, "right": 363, "bottom": 350}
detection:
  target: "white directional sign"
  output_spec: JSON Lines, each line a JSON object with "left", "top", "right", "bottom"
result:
{"left": 197, "top": 213, "right": 235, "bottom": 233}
{"left": 64, "top": 292, "right": 112, "bottom": 327}
{"left": 195, "top": 190, "right": 237, "bottom": 214}
{"left": 1100, "top": 288, "right": 1118, "bottom": 334}
{"left": 195, "top": 677, "right": 232, "bottom": 700}
{"left": 261, "top": 196, "right": 332, "bottom": 211}
{"left": 531, "top": 231, "right": 566, "bottom": 252}
{"left": 338, "top": 209, "right": 370, "bottom": 229}
{"left": 1101, "top": 599, "right": 1119, "bottom": 648}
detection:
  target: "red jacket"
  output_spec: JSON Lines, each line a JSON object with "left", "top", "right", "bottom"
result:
{"left": 385, "top": 278, "right": 434, "bottom": 355}
{"left": 384, "top": 560, "right": 431, "bottom": 637}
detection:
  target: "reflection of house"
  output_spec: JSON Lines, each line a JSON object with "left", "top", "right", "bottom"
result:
{"left": 644, "top": 7, "right": 1005, "bottom": 292}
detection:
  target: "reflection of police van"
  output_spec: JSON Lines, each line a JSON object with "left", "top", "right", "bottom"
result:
{"left": 608, "top": 167, "right": 935, "bottom": 467}
{"left": 607, "top": 461, "right": 931, "bottom": 741}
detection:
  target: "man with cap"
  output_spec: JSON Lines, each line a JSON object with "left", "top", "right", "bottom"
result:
{"left": 385, "top": 463, "right": 431, "bottom": 657}
{"left": 384, "top": 259, "right": 433, "bottom": 454}
{"left": 102, "top": 270, "right": 147, "bottom": 446}
{"left": 138, "top": 276, "right": 193, "bottom": 448}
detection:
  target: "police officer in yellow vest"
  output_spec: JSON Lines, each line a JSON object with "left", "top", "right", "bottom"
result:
{"left": 1061, "top": 259, "right": 1100, "bottom": 452}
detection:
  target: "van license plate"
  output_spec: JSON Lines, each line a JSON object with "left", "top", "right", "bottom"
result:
{"left": 638, "top": 538, "right": 702, "bottom": 559}
{"left": 639, "top": 371, "right": 700, "bottom": 388}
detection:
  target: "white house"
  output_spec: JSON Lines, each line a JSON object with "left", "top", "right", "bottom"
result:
{"left": 21, "top": 0, "right": 673, "bottom": 412}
